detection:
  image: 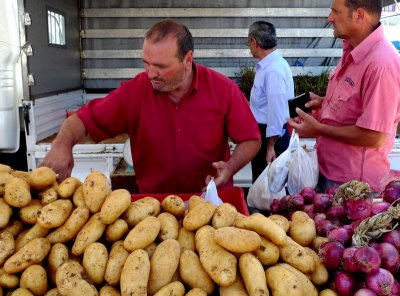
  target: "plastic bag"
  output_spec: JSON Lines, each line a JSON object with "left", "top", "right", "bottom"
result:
{"left": 247, "top": 164, "right": 286, "bottom": 210}
{"left": 203, "top": 178, "right": 223, "bottom": 206}
{"left": 268, "top": 131, "right": 297, "bottom": 193}
{"left": 287, "top": 132, "right": 319, "bottom": 194}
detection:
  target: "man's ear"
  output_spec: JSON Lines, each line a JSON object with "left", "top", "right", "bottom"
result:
{"left": 354, "top": 7, "right": 366, "bottom": 24}
{"left": 184, "top": 50, "right": 193, "bottom": 69}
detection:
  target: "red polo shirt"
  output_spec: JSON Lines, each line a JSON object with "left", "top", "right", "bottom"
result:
{"left": 77, "top": 64, "right": 260, "bottom": 193}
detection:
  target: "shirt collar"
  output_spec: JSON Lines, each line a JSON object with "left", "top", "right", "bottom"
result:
{"left": 257, "top": 49, "right": 280, "bottom": 69}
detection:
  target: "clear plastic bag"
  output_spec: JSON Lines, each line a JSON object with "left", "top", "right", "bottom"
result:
{"left": 287, "top": 132, "right": 319, "bottom": 194}
{"left": 203, "top": 178, "right": 223, "bottom": 206}
{"left": 247, "top": 164, "right": 286, "bottom": 210}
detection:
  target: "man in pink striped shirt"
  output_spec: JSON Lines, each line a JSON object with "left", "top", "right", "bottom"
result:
{"left": 289, "top": 0, "right": 400, "bottom": 192}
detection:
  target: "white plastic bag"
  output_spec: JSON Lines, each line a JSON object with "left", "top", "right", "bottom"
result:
{"left": 287, "top": 132, "right": 319, "bottom": 194}
{"left": 203, "top": 178, "right": 223, "bottom": 206}
{"left": 267, "top": 131, "right": 297, "bottom": 193}
{"left": 247, "top": 164, "right": 286, "bottom": 210}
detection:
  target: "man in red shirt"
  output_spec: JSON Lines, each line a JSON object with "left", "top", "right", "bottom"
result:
{"left": 42, "top": 19, "right": 261, "bottom": 193}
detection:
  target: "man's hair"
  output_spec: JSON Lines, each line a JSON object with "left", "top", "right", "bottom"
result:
{"left": 248, "top": 21, "right": 277, "bottom": 50}
{"left": 145, "top": 19, "right": 194, "bottom": 61}
{"left": 345, "top": 0, "right": 383, "bottom": 20}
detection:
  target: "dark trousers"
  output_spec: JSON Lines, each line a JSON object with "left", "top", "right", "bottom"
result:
{"left": 251, "top": 123, "right": 289, "bottom": 183}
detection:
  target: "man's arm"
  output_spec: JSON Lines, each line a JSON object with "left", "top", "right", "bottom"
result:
{"left": 266, "top": 136, "right": 278, "bottom": 163}
{"left": 40, "top": 114, "right": 87, "bottom": 181}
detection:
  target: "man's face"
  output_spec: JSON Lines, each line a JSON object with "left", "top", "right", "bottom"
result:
{"left": 142, "top": 37, "right": 188, "bottom": 92}
{"left": 328, "top": 0, "right": 357, "bottom": 39}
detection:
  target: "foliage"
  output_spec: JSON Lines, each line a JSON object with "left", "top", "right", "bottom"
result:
{"left": 237, "top": 66, "right": 255, "bottom": 100}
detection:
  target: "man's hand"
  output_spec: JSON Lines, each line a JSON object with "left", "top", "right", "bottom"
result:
{"left": 204, "top": 161, "right": 232, "bottom": 191}
{"left": 40, "top": 140, "right": 74, "bottom": 182}
{"left": 266, "top": 144, "right": 276, "bottom": 163}
{"left": 307, "top": 92, "right": 324, "bottom": 109}
{"left": 288, "top": 108, "right": 322, "bottom": 138}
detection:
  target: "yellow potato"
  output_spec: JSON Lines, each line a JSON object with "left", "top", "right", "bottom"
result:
{"left": 10, "top": 170, "right": 31, "bottom": 183}
{"left": 0, "top": 198, "right": 12, "bottom": 228}
{"left": 123, "top": 196, "right": 161, "bottom": 227}
{"left": 72, "top": 185, "right": 85, "bottom": 208}
{"left": 0, "top": 172, "right": 13, "bottom": 197}
{"left": 105, "top": 219, "right": 129, "bottom": 242}
{"left": 83, "top": 242, "right": 108, "bottom": 285}
{"left": 239, "top": 253, "right": 269, "bottom": 296}
{"left": 0, "top": 268, "right": 19, "bottom": 288}
{"left": 37, "top": 199, "right": 73, "bottom": 228}
{"left": 188, "top": 195, "right": 205, "bottom": 211}
{"left": 120, "top": 249, "right": 150, "bottom": 296}
{"left": 57, "top": 177, "right": 81, "bottom": 198}
{"left": 99, "top": 285, "right": 120, "bottom": 296}
{"left": 0, "top": 231, "right": 15, "bottom": 266}
{"left": 148, "top": 239, "right": 181, "bottom": 295}
{"left": 72, "top": 213, "right": 106, "bottom": 256}
{"left": 195, "top": 225, "right": 237, "bottom": 287}
{"left": 185, "top": 288, "right": 207, "bottom": 296}
{"left": 124, "top": 216, "right": 160, "bottom": 251}
{"left": 83, "top": 170, "right": 112, "bottom": 213}
{"left": 47, "top": 243, "right": 70, "bottom": 285}
{"left": 212, "top": 203, "right": 238, "bottom": 229}
{"left": 18, "top": 199, "right": 43, "bottom": 225}
{"left": 279, "top": 236, "right": 316, "bottom": 274}
{"left": 219, "top": 275, "right": 248, "bottom": 296}
{"left": 47, "top": 206, "right": 90, "bottom": 244}
{"left": 268, "top": 214, "right": 290, "bottom": 232}
{"left": 266, "top": 264, "right": 304, "bottom": 296}
{"left": 157, "top": 212, "right": 179, "bottom": 241}
{"left": 4, "top": 177, "right": 31, "bottom": 208}
{"left": 4, "top": 238, "right": 51, "bottom": 274}
{"left": 289, "top": 211, "right": 316, "bottom": 246}
{"left": 312, "top": 236, "right": 330, "bottom": 253}
{"left": 319, "top": 289, "right": 339, "bottom": 296}
{"left": 105, "top": 241, "right": 130, "bottom": 286}
{"left": 214, "top": 227, "right": 261, "bottom": 253}
{"left": 39, "top": 184, "right": 58, "bottom": 205}
{"left": 177, "top": 227, "right": 196, "bottom": 253}
{"left": 2, "top": 220, "right": 24, "bottom": 238}
{"left": 144, "top": 242, "right": 158, "bottom": 259}
{"left": 161, "top": 195, "right": 186, "bottom": 219}
{"left": 183, "top": 201, "right": 216, "bottom": 231}
{"left": 10, "top": 288, "right": 34, "bottom": 296}
{"left": 179, "top": 250, "right": 214, "bottom": 294}
{"left": 28, "top": 167, "right": 57, "bottom": 190}
{"left": 16, "top": 223, "right": 50, "bottom": 250}
{"left": 253, "top": 237, "right": 279, "bottom": 267}
{"left": 153, "top": 281, "right": 185, "bottom": 296}
{"left": 20, "top": 264, "right": 48, "bottom": 295}
{"left": 305, "top": 247, "right": 329, "bottom": 286}
{"left": 276, "top": 263, "right": 318, "bottom": 296}
{"left": 100, "top": 189, "right": 131, "bottom": 224}
{"left": 44, "top": 288, "right": 63, "bottom": 296}
{"left": 0, "top": 163, "right": 12, "bottom": 173}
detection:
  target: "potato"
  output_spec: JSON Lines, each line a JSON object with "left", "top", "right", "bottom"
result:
{"left": 105, "top": 219, "right": 129, "bottom": 242}
{"left": 44, "top": 288, "right": 62, "bottom": 296}
{"left": 16, "top": 223, "right": 50, "bottom": 250}
{"left": 305, "top": 247, "right": 329, "bottom": 286}
{"left": 212, "top": 203, "right": 238, "bottom": 229}
{"left": 177, "top": 227, "right": 196, "bottom": 253}
{"left": 0, "top": 172, "right": 13, "bottom": 197}
{"left": 195, "top": 225, "right": 237, "bottom": 287}
{"left": 144, "top": 242, "right": 158, "bottom": 259}
{"left": 83, "top": 242, "right": 108, "bottom": 285}
{"left": 179, "top": 250, "right": 215, "bottom": 294}
{"left": 265, "top": 264, "right": 304, "bottom": 296}
{"left": 239, "top": 253, "right": 268, "bottom": 296}
{"left": 183, "top": 201, "right": 216, "bottom": 231}
{"left": 19, "top": 199, "right": 43, "bottom": 225}
{"left": 11, "top": 170, "right": 31, "bottom": 183}
{"left": 72, "top": 213, "right": 106, "bottom": 256}
{"left": 148, "top": 239, "right": 181, "bottom": 295}
{"left": 188, "top": 195, "right": 205, "bottom": 211}
{"left": 279, "top": 236, "right": 316, "bottom": 274}
{"left": 0, "top": 231, "right": 15, "bottom": 266}
{"left": 47, "top": 243, "right": 70, "bottom": 285}
{"left": 37, "top": 199, "right": 73, "bottom": 228}
{"left": 289, "top": 211, "right": 316, "bottom": 246}
{"left": 158, "top": 212, "right": 179, "bottom": 241}
{"left": 123, "top": 196, "right": 161, "bottom": 227}
{"left": 83, "top": 170, "right": 112, "bottom": 213}
{"left": 10, "top": 288, "right": 34, "bottom": 296}
{"left": 236, "top": 214, "right": 287, "bottom": 246}
{"left": 57, "top": 177, "right": 81, "bottom": 198}
{"left": 100, "top": 189, "right": 131, "bottom": 224}
{"left": 319, "top": 289, "right": 338, "bottom": 296}
{"left": 2, "top": 220, "right": 24, "bottom": 238}
{"left": 276, "top": 263, "right": 318, "bottom": 296}
{"left": 39, "top": 183, "right": 58, "bottom": 205}
{"left": 0, "top": 198, "right": 12, "bottom": 228}
{"left": 153, "top": 281, "right": 185, "bottom": 296}
{"left": 47, "top": 206, "right": 90, "bottom": 244}
{"left": 4, "top": 177, "right": 31, "bottom": 208}
{"left": 72, "top": 185, "right": 85, "bottom": 208}
{"left": 253, "top": 237, "right": 279, "bottom": 266}
{"left": 0, "top": 163, "right": 12, "bottom": 173}
{"left": 0, "top": 268, "right": 19, "bottom": 288}
{"left": 120, "top": 249, "right": 150, "bottom": 296}
{"left": 312, "top": 236, "right": 330, "bottom": 253}
{"left": 28, "top": 167, "right": 57, "bottom": 190}
{"left": 20, "top": 264, "right": 48, "bottom": 295}
{"left": 185, "top": 288, "right": 207, "bottom": 296}
{"left": 268, "top": 214, "right": 290, "bottom": 232}
{"left": 219, "top": 275, "right": 248, "bottom": 296}
{"left": 124, "top": 216, "right": 160, "bottom": 251}
{"left": 214, "top": 227, "right": 261, "bottom": 253}
{"left": 4, "top": 238, "right": 51, "bottom": 273}
{"left": 99, "top": 285, "right": 120, "bottom": 296}
{"left": 161, "top": 195, "right": 186, "bottom": 219}
{"left": 105, "top": 241, "right": 130, "bottom": 286}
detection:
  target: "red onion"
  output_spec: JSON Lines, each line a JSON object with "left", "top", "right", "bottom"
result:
{"left": 376, "top": 242, "right": 400, "bottom": 274}
{"left": 346, "top": 198, "right": 372, "bottom": 221}
{"left": 327, "top": 226, "right": 353, "bottom": 246}
{"left": 334, "top": 270, "right": 357, "bottom": 296}
{"left": 326, "top": 185, "right": 339, "bottom": 195}
{"left": 390, "top": 279, "right": 400, "bottom": 295}
{"left": 314, "top": 213, "right": 327, "bottom": 224}
{"left": 350, "top": 220, "right": 363, "bottom": 232}
{"left": 303, "top": 204, "right": 314, "bottom": 219}
{"left": 354, "top": 246, "right": 381, "bottom": 273}
{"left": 270, "top": 199, "right": 281, "bottom": 214}
{"left": 319, "top": 241, "right": 345, "bottom": 269}
{"left": 313, "top": 193, "right": 334, "bottom": 213}
{"left": 379, "top": 180, "right": 400, "bottom": 204}
{"left": 342, "top": 246, "right": 359, "bottom": 272}
{"left": 287, "top": 194, "right": 304, "bottom": 211}
{"left": 299, "top": 187, "right": 316, "bottom": 204}
{"left": 326, "top": 204, "right": 348, "bottom": 223}
{"left": 354, "top": 288, "right": 377, "bottom": 296}
{"left": 382, "top": 230, "right": 400, "bottom": 249}
{"left": 366, "top": 268, "right": 395, "bottom": 295}
{"left": 279, "top": 195, "right": 289, "bottom": 212}
{"left": 316, "top": 219, "right": 336, "bottom": 237}
{"left": 370, "top": 201, "right": 390, "bottom": 215}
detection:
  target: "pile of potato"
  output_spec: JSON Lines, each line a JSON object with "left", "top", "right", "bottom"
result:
{"left": 0, "top": 163, "right": 337, "bottom": 296}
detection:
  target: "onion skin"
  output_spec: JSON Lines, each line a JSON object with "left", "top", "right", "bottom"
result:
{"left": 379, "top": 181, "right": 400, "bottom": 203}
{"left": 327, "top": 227, "right": 352, "bottom": 246}
{"left": 354, "top": 288, "right": 377, "bottom": 296}
{"left": 319, "top": 241, "right": 345, "bottom": 270}
{"left": 376, "top": 242, "right": 400, "bottom": 274}
{"left": 287, "top": 194, "right": 304, "bottom": 211}
{"left": 333, "top": 270, "right": 357, "bottom": 296}
{"left": 342, "top": 247, "right": 359, "bottom": 272}
{"left": 366, "top": 268, "right": 395, "bottom": 296}
{"left": 370, "top": 201, "right": 390, "bottom": 215}
{"left": 354, "top": 246, "right": 381, "bottom": 274}
{"left": 270, "top": 199, "right": 281, "bottom": 214}
{"left": 326, "top": 205, "right": 348, "bottom": 224}
{"left": 382, "top": 229, "right": 400, "bottom": 249}
{"left": 346, "top": 198, "right": 372, "bottom": 221}
{"left": 299, "top": 187, "right": 316, "bottom": 204}
{"left": 313, "top": 194, "right": 334, "bottom": 213}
